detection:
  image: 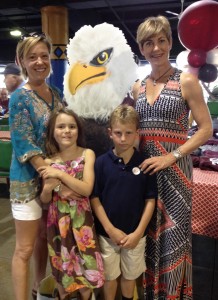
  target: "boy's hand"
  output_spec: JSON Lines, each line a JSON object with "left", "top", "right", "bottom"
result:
{"left": 107, "top": 227, "right": 127, "bottom": 245}
{"left": 120, "top": 232, "right": 141, "bottom": 249}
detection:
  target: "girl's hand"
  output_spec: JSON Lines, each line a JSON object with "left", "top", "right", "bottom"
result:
{"left": 40, "top": 178, "right": 61, "bottom": 204}
{"left": 60, "top": 184, "right": 84, "bottom": 200}
{"left": 38, "top": 165, "right": 63, "bottom": 179}
{"left": 140, "top": 153, "right": 176, "bottom": 174}
{"left": 43, "top": 178, "right": 61, "bottom": 192}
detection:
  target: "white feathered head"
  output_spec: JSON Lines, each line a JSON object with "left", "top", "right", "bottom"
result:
{"left": 64, "top": 22, "right": 138, "bottom": 121}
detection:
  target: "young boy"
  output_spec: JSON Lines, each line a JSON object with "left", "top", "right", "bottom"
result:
{"left": 91, "top": 105, "right": 157, "bottom": 300}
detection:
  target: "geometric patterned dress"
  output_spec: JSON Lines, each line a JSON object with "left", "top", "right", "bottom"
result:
{"left": 46, "top": 154, "right": 104, "bottom": 294}
{"left": 135, "top": 69, "right": 193, "bottom": 299}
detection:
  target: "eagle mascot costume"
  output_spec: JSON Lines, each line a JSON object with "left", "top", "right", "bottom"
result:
{"left": 64, "top": 22, "right": 138, "bottom": 156}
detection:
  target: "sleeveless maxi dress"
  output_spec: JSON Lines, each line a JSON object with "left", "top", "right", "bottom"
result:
{"left": 135, "top": 69, "right": 192, "bottom": 299}
{"left": 47, "top": 153, "right": 104, "bottom": 293}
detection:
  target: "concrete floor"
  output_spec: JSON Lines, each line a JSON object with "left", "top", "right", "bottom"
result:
{"left": 0, "top": 181, "right": 18, "bottom": 300}
{"left": 0, "top": 192, "right": 15, "bottom": 300}
{"left": 0, "top": 181, "right": 42, "bottom": 300}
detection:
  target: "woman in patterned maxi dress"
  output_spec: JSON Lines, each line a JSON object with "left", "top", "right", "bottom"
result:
{"left": 38, "top": 108, "right": 104, "bottom": 300}
{"left": 133, "top": 16, "right": 212, "bottom": 299}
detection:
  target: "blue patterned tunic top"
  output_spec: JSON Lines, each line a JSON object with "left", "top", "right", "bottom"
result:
{"left": 9, "top": 87, "right": 63, "bottom": 203}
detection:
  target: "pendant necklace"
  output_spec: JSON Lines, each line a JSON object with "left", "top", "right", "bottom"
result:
{"left": 150, "top": 66, "right": 172, "bottom": 86}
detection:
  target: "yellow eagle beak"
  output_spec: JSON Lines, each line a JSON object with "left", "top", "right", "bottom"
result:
{"left": 68, "top": 62, "right": 108, "bottom": 95}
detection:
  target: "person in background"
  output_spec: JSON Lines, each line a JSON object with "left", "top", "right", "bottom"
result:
{"left": 91, "top": 105, "right": 157, "bottom": 300}
{"left": 3, "top": 63, "right": 25, "bottom": 94}
{"left": 9, "top": 32, "right": 63, "bottom": 300}
{"left": 133, "top": 16, "right": 212, "bottom": 299}
{"left": 0, "top": 87, "right": 9, "bottom": 114}
{"left": 38, "top": 108, "right": 104, "bottom": 300}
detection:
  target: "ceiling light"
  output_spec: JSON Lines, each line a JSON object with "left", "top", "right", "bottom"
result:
{"left": 10, "top": 30, "right": 22, "bottom": 37}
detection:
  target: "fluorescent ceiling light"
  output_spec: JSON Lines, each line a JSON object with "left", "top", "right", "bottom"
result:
{"left": 10, "top": 30, "right": 22, "bottom": 37}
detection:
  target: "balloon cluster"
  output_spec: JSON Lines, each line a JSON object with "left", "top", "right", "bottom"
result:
{"left": 176, "top": 0, "right": 218, "bottom": 83}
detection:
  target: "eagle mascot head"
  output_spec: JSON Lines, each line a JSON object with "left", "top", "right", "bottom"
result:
{"left": 64, "top": 22, "right": 138, "bottom": 156}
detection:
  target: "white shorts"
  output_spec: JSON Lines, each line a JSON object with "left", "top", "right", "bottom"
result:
{"left": 98, "top": 235, "right": 146, "bottom": 281}
{"left": 11, "top": 198, "right": 42, "bottom": 221}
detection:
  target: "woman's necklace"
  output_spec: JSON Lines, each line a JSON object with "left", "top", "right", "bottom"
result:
{"left": 150, "top": 66, "right": 172, "bottom": 86}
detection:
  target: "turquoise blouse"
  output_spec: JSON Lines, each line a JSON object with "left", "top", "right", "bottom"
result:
{"left": 9, "top": 87, "right": 63, "bottom": 203}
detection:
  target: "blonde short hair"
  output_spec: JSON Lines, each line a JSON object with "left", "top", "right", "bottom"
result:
{"left": 16, "top": 33, "right": 52, "bottom": 79}
{"left": 109, "top": 105, "right": 139, "bottom": 129}
{"left": 136, "top": 15, "right": 172, "bottom": 47}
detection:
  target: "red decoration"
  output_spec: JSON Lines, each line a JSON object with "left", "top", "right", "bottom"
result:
{"left": 178, "top": 0, "right": 218, "bottom": 51}
{"left": 188, "top": 49, "right": 206, "bottom": 68}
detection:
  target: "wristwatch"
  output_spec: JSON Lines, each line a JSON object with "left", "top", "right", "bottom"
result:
{"left": 172, "top": 148, "right": 183, "bottom": 161}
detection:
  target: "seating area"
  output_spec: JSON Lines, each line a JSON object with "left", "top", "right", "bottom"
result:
{"left": 0, "top": 122, "right": 11, "bottom": 186}
{"left": 0, "top": 116, "right": 9, "bottom": 126}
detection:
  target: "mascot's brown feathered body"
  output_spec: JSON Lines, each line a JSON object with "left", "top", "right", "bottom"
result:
{"left": 64, "top": 23, "right": 138, "bottom": 156}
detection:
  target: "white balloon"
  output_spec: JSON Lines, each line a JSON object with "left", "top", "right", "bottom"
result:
{"left": 176, "top": 50, "right": 190, "bottom": 70}
{"left": 206, "top": 48, "right": 218, "bottom": 66}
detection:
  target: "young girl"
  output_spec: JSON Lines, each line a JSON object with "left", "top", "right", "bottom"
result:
{"left": 38, "top": 108, "right": 104, "bottom": 300}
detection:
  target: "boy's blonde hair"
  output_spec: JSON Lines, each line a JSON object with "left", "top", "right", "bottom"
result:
{"left": 136, "top": 15, "right": 172, "bottom": 47}
{"left": 109, "top": 104, "right": 139, "bottom": 129}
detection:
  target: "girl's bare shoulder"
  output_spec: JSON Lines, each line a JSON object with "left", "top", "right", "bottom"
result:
{"left": 83, "top": 148, "right": 95, "bottom": 160}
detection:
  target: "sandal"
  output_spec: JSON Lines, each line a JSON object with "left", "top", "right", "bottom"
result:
{"left": 53, "top": 288, "right": 61, "bottom": 300}
{"left": 53, "top": 287, "right": 75, "bottom": 300}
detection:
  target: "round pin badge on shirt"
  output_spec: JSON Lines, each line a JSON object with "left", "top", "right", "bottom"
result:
{"left": 132, "top": 167, "right": 141, "bottom": 175}
{"left": 71, "top": 161, "right": 78, "bottom": 168}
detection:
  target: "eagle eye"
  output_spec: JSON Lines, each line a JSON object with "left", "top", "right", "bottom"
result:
{"left": 90, "top": 48, "right": 113, "bottom": 66}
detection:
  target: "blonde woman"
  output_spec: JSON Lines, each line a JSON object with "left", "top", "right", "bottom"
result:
{"left": 9, "top": 33, "right": 63, "bottom": 300}
{"left": 133, "top": 16, "right": 212, "bottom": 299}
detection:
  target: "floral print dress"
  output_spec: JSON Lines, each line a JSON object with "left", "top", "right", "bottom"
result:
{"left": 47, "top": 154, "right": 104, "bottom": 293}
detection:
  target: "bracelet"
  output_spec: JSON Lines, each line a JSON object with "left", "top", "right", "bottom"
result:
{"left": 54, "top": 184, "right": 61, "bottom": 192}
{"left": 172, "top": 148, "right": 183, "bottom": 161}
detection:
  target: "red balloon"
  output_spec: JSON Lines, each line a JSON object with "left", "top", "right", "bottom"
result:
{"left": 188, "top": 49, "right": 207, "bottom": 68}
{"left": 178, "top": 0, "right": 218, "bottom": 51}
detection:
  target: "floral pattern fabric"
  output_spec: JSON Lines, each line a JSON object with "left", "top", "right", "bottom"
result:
{"left": 47, "top": 156, "right": 104, "bottom": 293}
